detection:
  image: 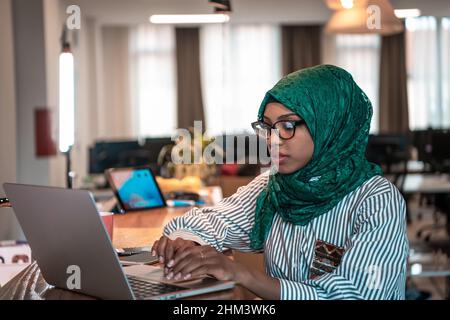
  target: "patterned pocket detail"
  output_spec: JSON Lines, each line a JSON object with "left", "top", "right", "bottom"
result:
{"left": 309, "top": 239, "right": 345, "bottom": 280}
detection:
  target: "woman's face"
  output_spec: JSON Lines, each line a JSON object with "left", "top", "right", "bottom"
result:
{"left": 263, "top": 102, "right": 314, "bottom": 174}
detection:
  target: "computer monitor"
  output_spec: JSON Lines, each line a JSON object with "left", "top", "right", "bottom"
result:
{"left": 88, "top": 138, "right": 174, "bottom": 175}
{"left": 143, "top": 137, "right": 174, "bottom": 163}
{"left": 411, "top": 129, "right": 450, "bottom": 172}
{"left": 366, "top": 134, "right": 410, "bottom": 173}
{"left": 89, "top": 140, "right": 145, "bottom": 174}
{"left": 411, "top": 129, "right": 433, "bottom": 164}
{"left": 428, "top": 129, "right": 450, "bottom": 172}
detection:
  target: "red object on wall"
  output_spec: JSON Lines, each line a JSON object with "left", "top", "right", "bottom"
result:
{"left": 35, "top": 108, "right": 57, "bottom": 156}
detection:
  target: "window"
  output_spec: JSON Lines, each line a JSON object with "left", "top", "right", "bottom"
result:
{"left": 442, "top": 18, "right": 450, "bottom": 127}
{"left": 129, "top": 25, "right": 177, "bottom": 137}
{"left": 406, "top": 17, "right": 439, "bottom": 129}
{"left": 200, "top": 24, "right": 282, "bottom": 136}
{"left": 406, "top": 17, "right": 450, "bottom": 129}
{"left": 333, "top": 35, "right": 381, "bottom": 133}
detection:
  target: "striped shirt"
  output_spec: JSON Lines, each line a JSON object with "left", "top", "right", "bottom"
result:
{"left": 163, "top": 172, "right": 409, "bottom": 300}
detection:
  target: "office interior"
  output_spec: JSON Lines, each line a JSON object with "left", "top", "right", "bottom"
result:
{"left": 1, "top": 0, "right": 450, "bottom": 300}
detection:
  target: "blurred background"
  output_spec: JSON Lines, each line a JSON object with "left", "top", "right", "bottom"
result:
{"left": 1, "top": 0, "right": 450, "bottom": 298}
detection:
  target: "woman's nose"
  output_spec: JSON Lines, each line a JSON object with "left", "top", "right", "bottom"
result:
{"left": 269, "top": 130, "right": 282, "bottom": 146}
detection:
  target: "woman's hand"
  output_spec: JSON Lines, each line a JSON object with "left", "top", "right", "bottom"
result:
{"left": 153, "top": 237, "right": 281, "bottom": 299}
{"left": 166, "top": 245, "right": 247, "bottom": 283}
{"left": 169, "top": 246, "right": 281, "bottom": 300}
{"left": 151, "top": 236, "right": 199, "bottom": 273}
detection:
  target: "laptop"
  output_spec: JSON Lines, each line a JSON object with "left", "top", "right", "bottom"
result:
{"left": 3, "top": 183, "right": 234, "bottom": 300}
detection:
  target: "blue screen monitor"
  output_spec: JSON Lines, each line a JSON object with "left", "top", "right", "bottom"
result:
{"left": 105, "top": 167, "right": 166, "bottom": 212}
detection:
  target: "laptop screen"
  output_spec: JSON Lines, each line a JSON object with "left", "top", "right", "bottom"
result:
{"left": 107, "top": 168, "right": 166, "bottom": 211}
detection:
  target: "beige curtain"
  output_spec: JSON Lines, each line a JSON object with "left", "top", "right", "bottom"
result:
{"left": 281, "top": 25, "right": 322, "bottom": 75}
{"left": 379, "top": 30, "right": 410, "bottom": 134}
{"left": 100, "top": 26, "right": 134, "bottom": 138}
{"left": 175, "top": 27, "right": 205, "bottom": 130}
{"left": 69, "top": 24, "right": 135, "bottom": 190}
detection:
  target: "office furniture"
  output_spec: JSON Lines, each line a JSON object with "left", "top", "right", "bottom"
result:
{"left": 395, "top": 173, "right": 450, "bottom": 242}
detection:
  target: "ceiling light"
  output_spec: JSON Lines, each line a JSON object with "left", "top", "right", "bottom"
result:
{"left": 326, "top": 0, "right": 366, "bottom": 10}
{"left": 149, "top": 14, "right": 230, "bottom": 24}
{"left": 325, "top": 0, "right": 404, "bottom": 35}
{"left": 208, "top": 0, "right": 231, "bottom": 10}
{"left": 394, "top": 9, "right": 421, "bottom": 19}
{"left": 341, "top": 0, "right": 354, "bottom": 9}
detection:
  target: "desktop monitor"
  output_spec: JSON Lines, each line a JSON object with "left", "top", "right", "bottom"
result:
{"left": 88, "top": 140, "right": 145, "bottom": 174}
{"left": 366, "top": 134, "right": 410, "bottom": 173}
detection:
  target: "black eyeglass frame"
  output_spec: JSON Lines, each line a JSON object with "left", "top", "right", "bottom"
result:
{"left": 251, "top": 119, "right": 306, "bottom": 140}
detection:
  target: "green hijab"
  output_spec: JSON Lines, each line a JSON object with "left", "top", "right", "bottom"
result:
{"left": 250, "top": 64, "right": 383, "bottom": 251}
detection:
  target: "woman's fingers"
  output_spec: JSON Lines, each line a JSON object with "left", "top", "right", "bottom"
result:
{"left": 164, "top": 240, "right": 176, "bottom": 266}
{"left": 170, "top": 245, "right": 196, "bottom": 267}
{"left": 151, "top": 236, "right": 201, "bottom": 274}
{"left": 168, "top": 246, "right": 216, "bottom": 279}
{"left": 188, "top": 264, "right": 224, "bottom": 281}
{"left": 183, "top": 265, "right": 209, "bottom": 280}
{"left": 171, "top": 245, "right": 213, "bottom": 267}
{"left": 151, "top": 240, "right": 159, "bottom": 256}
{"left": 153, "top": 240, "right": 236, "bottom": 282}
{"left": 169, "top": 246, "right": 201, "bottom": 276}
{"left": 168, "top": 255, "right": 204, "bottom": 280}
{"left": 155, "top": 236, "right": 168, "bottom": 263}
{"left": 167, "top": 242, "right": 191, "bottom": 267}
{"left": 178, "top": 259, "right": 233, "bottom": 282}
{"left": 165, "top": 238, "right": 199, "bottom": 268}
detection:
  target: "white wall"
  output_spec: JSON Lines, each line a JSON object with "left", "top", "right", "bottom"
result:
{"left": 70, "top": 21, "right": 138, "bottom": 188}
{"left": 12, "top": 0, "right": 51, "bottom": 186}
{"left": 0, "top": 0, "right": 17, "bottom": 193}
{"left": 71, "top": 16, "right": 104, "bottom": 188}
{"left": 0, "top": 0, "right": 21, "bottom": 240}
{"left": 391, "top": 0, "right": 450, "bottom": 17}
{"left": 0, "top": 0, "right": 66, "bottom": 240}
{"left": 43, "top": 0, "right": 67, "bottom": 188}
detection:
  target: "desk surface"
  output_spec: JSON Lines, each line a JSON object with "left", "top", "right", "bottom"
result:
{"left": 397, "top": 173, "right": 450, "bottom": 194}
{"left": 0, "top": 206, "right": 246, "bottom": 300}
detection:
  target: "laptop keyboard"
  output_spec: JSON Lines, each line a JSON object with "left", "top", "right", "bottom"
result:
{"left": 127, "top": 275, "right": 185, "bottom": 299}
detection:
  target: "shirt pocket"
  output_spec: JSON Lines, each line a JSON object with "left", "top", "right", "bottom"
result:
{"left": 309, "top": 239, "right": 345, "bottom": 280}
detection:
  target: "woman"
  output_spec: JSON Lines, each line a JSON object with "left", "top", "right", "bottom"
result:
{"left": 152, "top": 64, "right": 409, "bottom": 300}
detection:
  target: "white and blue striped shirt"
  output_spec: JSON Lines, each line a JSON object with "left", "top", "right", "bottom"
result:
{"left": 163, "top": 172, "right": 409, "bottom": 300}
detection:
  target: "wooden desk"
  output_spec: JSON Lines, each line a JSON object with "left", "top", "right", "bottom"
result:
{"left": 0, "top": 206, "right": 247, "bottom": 300}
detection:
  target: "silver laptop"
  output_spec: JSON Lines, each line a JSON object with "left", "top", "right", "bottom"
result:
{"left": 3, "top": 183, "right": 234, "bottom": 300}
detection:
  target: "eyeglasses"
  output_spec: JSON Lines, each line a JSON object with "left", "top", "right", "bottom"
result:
{"left": 251, "top": 119, "right": 306, "bottom": 140}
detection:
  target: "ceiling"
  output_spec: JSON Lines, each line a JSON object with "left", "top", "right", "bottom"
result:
{"left": 62, "top": 0, "right": 450, "bottom": 25}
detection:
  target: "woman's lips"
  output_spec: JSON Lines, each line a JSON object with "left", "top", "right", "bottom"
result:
{"left": 272, "top": 153, "right": 289, "bottom": 165}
